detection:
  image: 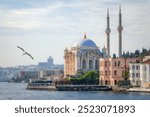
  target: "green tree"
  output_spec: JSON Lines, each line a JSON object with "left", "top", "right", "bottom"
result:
{"left": 70, "top": 70, "right": 99, "bottom": 85}
{"left": 122, "top": 70, "right": 129, "bottom": 80}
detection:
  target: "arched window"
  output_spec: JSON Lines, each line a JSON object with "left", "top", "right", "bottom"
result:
{"left": 82, "top": 60, "right": 86, "bottom": 69}
{"left": 95, "top": 60, "right": 99, "bottom": 69}
{"left": 89, "top": 60, "right": 93, "bottom": 69}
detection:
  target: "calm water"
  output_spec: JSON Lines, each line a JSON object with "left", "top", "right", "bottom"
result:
{"left": 0, "top": 82, "right": 150, "bottom": 100}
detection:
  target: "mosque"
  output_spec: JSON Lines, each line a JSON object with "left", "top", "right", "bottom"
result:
{"left": 64, "top": 6, "right": 123, "bottom": 77}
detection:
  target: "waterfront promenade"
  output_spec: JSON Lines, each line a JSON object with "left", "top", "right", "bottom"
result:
{"left": 127, "top": 87, "right": 150, "bottom": 93}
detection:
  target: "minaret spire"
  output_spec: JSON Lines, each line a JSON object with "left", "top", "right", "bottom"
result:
{"left": 105, "top": 8, "right": 111, "bottom": 57}
{"left": 117, "top": 4, "right": 123, "bottom": 58}
{"left": 84, "top": 32, "right": 87, "bottom": 39}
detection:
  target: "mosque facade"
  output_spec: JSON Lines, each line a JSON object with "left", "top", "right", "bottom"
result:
{"left": 64, "top": 34, "right": 103, "bottom": 77}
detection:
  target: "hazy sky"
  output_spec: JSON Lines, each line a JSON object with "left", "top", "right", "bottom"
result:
{"left": 0, "top": 0, "right": 150, "bottom": 67}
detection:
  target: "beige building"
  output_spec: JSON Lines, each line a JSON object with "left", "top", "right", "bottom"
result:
{"left": 38, "top": 69, "right": 64, "bottom": 81}
{"left": 99, "top": 58, "right": 140, "bottom": 86}
{"left": 64, "top": 34, "right": 102, "bottom": 77}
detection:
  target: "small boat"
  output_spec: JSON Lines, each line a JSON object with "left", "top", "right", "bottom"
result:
{"left": 26, "top": 80, "right": 57, "bottom": 91}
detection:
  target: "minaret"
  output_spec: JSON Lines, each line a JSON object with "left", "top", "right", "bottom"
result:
{"left": 105, "top": 9, "right": 111, "bottom": 56}
{"left": 117, "top": 5, "right": 123, "bottom": 58}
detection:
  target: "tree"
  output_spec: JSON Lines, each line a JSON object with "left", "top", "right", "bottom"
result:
{"left": 113, "top": 54, "right": 116, "bottom": 58}
{"left": 122, "top": 70, "right": 129, "bottom": 81}
{"left": 70, "top": 70, "right": 99, "bottom": 85}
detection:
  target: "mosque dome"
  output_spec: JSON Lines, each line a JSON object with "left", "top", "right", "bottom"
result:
{"left": 72, "top": 33, "right": 97, "bottom": 47}
{"left": 78, "top": 39, "right": 97, "bottom": 47}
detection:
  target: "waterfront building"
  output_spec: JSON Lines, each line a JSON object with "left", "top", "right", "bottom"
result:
{"left": 99, "top": 58, "right": 140, "bottom": 86}
{"left": 38, "top": 69, "right": 64, "bottom": 81}
{"left": 0, "top": 67, "right": 20, "bottom": 81}
{"left": 64, "top": 34, "right": 102, "bottom": 77}
{"left": 19, "top": 70, "right": 38, "bottom": 79}
{"left": 38, "top": 56, "right": 53, "bottom": 69}
{"left": 129, "top": 56, "right": 150, "bottom": 88}
{"left": 38, "top": 56, "right": 64, "bottom": 69}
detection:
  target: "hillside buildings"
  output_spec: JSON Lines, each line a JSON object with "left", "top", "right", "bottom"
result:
{"left": 38, "top": 69, "right": 64, "bottom": 81}
{"left": 38, "top": 56, "right": 63, "bottom": 69}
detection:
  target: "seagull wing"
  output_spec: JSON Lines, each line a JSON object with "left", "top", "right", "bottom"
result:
{"left": 26, "top": 52, "right": 34, "bottom": 60}
{"left": 17, "top": 46, "right": 25, "bottom": 52}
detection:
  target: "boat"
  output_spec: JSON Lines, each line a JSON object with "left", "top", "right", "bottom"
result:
{"left": 26, "top": 80, "right": 56, "bottom": 91}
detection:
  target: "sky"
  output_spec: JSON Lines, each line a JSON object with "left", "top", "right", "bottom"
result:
{"left": 0, "top": 0, "right": 150, "bottom": 67}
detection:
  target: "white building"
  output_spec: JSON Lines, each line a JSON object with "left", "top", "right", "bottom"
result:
{"left": 129, "top": 59, "right": 150, "bottom": 88}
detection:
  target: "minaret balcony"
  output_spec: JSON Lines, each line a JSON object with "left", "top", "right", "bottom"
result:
{"left": 105, "top": 29, "right": 111, "bottom": 34}
{"left": 117, "top": 26, "right": 123, "bottom": 31}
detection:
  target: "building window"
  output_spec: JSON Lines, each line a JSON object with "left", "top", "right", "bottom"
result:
{"left": 115, "top": 80, "right": 117, "bottom": 85}
{"left": 132, "top": 65, "right": 135, "bottom": 70}
{"left": 89, "top": 60, "right": 93, "bottom": 69}
{"left": 105, "top": 61, "right": 108, "bottom": 67}
{"left": 136, "top": 65, "right": 139, "bottom": 70}
{"left": 114, "top": 70, "right": 117, "bottom": 76}
{"left": 95, "top": 60, "right": 99, "bottom": 69}
{"left": 118, "top": 61, "right": 120, "bottom": 67}
{"left": 105, "top": 80, "right": 108, "bottom": 85}
{"left": 83, "top": 60, "right": 86, "bottom": 69}
{"left": 114, "top": 61, "right": 117, "bottom": 67}
{"left": 132, "top": 73, "right": 135, "bottom": 78}
{"left": 105, "top": 71, "right": 107, "bottom": 76}
{"left": 136, "top": 73, "right": 139, "bottom": 77}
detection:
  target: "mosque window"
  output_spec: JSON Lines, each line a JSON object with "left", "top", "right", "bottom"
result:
{"left": 83, "top": 60, "right": 86, "bottom": 69}
{"left": 89, "top": 60, "right": 93, "bottom": 69}
{"left": 95, "top": 60, "right": 99, "bottom": 69}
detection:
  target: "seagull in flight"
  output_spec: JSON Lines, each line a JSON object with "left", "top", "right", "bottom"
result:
{"left": 17, "top": 46, "right": 34, "bottom": 60}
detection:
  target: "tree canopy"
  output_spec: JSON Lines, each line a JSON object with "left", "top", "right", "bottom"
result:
{"left": 69, "top": 70, "right": 99, "bottom": 85}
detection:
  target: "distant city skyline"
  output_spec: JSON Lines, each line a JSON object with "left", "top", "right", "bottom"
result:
{"left": 0, "top": 0, "right": 150, "bottom": 67}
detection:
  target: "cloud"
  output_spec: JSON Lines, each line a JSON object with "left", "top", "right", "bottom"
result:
{"left": 0, "top": 0, "right": 150, "bottom": 67}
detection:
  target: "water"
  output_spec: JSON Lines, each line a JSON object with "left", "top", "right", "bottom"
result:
{"left": 0, "top": 82, "right": 150, "bottom": 100}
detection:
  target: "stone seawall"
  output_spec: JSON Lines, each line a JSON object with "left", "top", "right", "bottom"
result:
{"left": 127, "top": 88, "right": 150, "bottom": 93}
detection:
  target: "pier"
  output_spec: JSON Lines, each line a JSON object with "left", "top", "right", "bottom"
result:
{"left": 56, "top": 85, "right": 112, "bottom": 91}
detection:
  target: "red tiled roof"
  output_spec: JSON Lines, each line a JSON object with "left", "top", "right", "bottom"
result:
{"left": 143, "top": 59, "right": 150, "bottom": 64}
